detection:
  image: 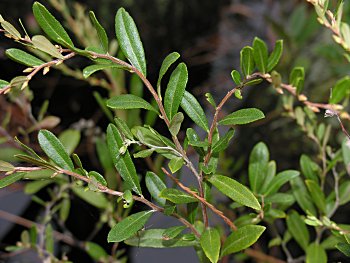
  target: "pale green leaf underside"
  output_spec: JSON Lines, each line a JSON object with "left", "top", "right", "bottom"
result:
{"left": 6, "top": 48, "right": 44, "bottom": 67}
{"left": 125, "top": 229, "right": 197, "bottom": 248}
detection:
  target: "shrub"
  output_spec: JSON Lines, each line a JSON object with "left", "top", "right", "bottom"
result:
{"left": 1, "top": 1, "right": 350, "bottom": 262}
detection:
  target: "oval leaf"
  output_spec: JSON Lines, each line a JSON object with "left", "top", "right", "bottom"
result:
{"left": 219, "top": 108, "right": 264, "bottom": 126}
{"left": 125, "top": 229, "right": 197, "bottom": 248}
{"left": 253, "top": 37, "right": 268, "bottom": 74}
{"left": 169, "top": 112, "right": 184, "bottom": 136}
{"left": 32, "top": 2, "right": 74, "bottom": 47}
{"left": 6, "top": 48, "right": 44, "bottom": 67}
{"left": 145, "top": 171, "right": 166, "bottom": 206}
{"left": 267, "top": 39, "right": 283, "bottom": 72}
{"left": 38, "top": 129, "right": 74, "bottom": 171}
{"left": 200, "top": 228, "right": 220, "bottom": 263}
{"left": 32, "top": 35, "right": 64, "bottom": 59}
{"left": 107, "top": 210, "right": 153, "bottom": 242}
{"left": 106, "top": 124, "right": 141, "bottom": 195}
{"left": 249, "top": 142, "right": 270, "bottom": 193}
{"left": 240, "top": 46, "right": 254, "bottom": 78}
{"left": 157, "top": 52, "right": 180, "bottom": 98}
{"left": 209, "top": 175, "right": 261, "bottom": 210}
{"left": 89, "top": 11, "right": 109, "bottom": 53}
{"left": 107, "top": 94, "right": 158, "bottom": 114}
{"left": 221, "top": 225, "right": 265, "bottom": 257}
{"left": 263, "top": 170, "right": 300, "bottom": 196}
{"left": 89, "top": 171, "right": 107, "bottom": 186}
{"left": 286, "top": 210, "right": 309, "bottom": 251}
{"left": 306, "top": 243, "right": 327, "bottom": 263}
{"left": 159, "top": 188, "right": 198, "bottom": 204}
{"left": 290, "top": 177, "right": 317, "bottom": 216}
{"left": 58, "top": 129, "right": 81, "bottom": 155}
{"left": 115, "top": 8, "right": 146, "bottom": 76}
{"left": 164, "top": 62, "right": 188, "bottom": 120}
{"left": 83, "top": 64, "right": 122, "bottom": 78}
{"left": 71, "top": 186, "right": 108, "bottom": 209}
{"left": 0, "top": 172, "right": 24, "bottom": 189}
{"left": 212, "top": 128, "right": 235, "bottom": 153}
{"left": 180, "top": 91, "right": 209, "bottom": 132}
{"left": 330, "top": 76, "right": 350, "bottom": 104}
{"left": 305, "top": 179, "right": 326, "bottom": 214}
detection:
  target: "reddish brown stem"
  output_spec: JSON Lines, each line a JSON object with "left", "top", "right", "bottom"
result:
{"left": 162, "top": 167, "right": 237, "bottom": 231}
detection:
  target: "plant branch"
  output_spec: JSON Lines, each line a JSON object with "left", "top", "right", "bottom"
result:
{"left": 162, "top": 167, "right": 237, "bottom": 231}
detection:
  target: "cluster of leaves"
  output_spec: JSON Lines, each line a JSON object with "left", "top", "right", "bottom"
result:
{"left": 1, "top": 1, "right": 350, "bottom": 262}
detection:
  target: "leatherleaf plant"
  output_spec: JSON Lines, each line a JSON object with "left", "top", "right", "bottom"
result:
{"left": 1, "top": 1, "right": 350, "bottom": 262}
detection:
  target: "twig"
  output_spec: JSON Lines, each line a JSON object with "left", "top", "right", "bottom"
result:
{"left": 162, "top": 167, "right": 237, "bottom": 231}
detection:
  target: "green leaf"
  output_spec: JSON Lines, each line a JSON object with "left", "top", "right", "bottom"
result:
{"left": 159, "top": 188, "right": 198, "bottom": 204}
{"left": 259, "top": 161, "right": 276, "bottom": 194}
{"left": 106, "top": 124, "right": 141, "bottom": 195}
{"left": 114, "top": 117, "right": 134, "bottom": 140}
{"left": 145, "top": 171, "right": 166, "bottom": 206}
{"left": 107, "top": 94, "right": 158, "bottom": 114}
{"left": 181, "top": 91, "right": 209, "bottom": 132}
{"left": 306, "top": 243, "right": 327, "bottom": 263}
{"left": 267, "top": 40, "right": 283, "bottom": 72}
{"left": 305, "top": 180, "right": 326, "bottom": 214}
{"left": 289, "top": 67, "right": 305, "bottom": 94}
{"left": 169, "top": 112, "right": 184, "bottom": 136}
{"left": 286, "top": 210, "right": 309, "bottom": 251}
{"left": 125, "top": 229, "right": 197, "bottom": 248}
{"left": 59, "top": 198, "right": 70, "bottom": 222}
{"left": 6, "top": 48, "right": 44, "bottom": 67}
{"left": 1, "top": 20, "right": 21, "bottom": 39}
{"left": 342, "top": 139, "right": 350, "bottom": 175}
{"left": 164, "top": 62, "right": 188, "bottom": 120}
{"left": 219, "top": 108, "right": 264, "bottom": 126}
{"left": 58, "top": 129, "right": 81, "bottom": 155}
{"left": 107, "top": 210, "right": 153, "bottom": 242}
{"left": 0, "top": 79, "right": 9, "bottom": 89}
{"left": 89, "top": 171, "right": 107, "bottom": 186}
{"left": 0, "top": 160, "right": 14, "bottom": 172}
{"left": 89, "top": 11, "right": 108, "bottom": 53}
{"left": 45, "top": 224, "right": 54, "bottom": 254}
{"left": 133, "top": 149, "right": 154, "bottom": 158}
{"left": 205, "top": 93, "right": 216, "bottom": 107}
{"left": 0, "top": 172, "right": 24, "bottom": 189}
{"left": 32, "top": 2, "right": 74, "bottom": 47}
{"left": 38, "top": 129, "right": 74, "bottom": 171}
{"left": 249, "top": 142, "right": 269, "bottom": 193}
{"left": 336, "top": 242, "right": 350, "bottom": 257}
{"left": 330, "top": 76, "right": 350, "bottom": 104}
{"left": 253, "top": 37, "right": 268, "bottom": 73}
{"left": 32, "top": 35, "right": 64, "bottom": 59}
{"left": 231, "top": 70, "right": 241, "bottom": 85}
{"left": 115, "top": 8, "right": 147, "bottom": 76}
{"left": 157, "top": 52, "right": 181, "bottom": 99}
{"left": 71, "top": 185, "right": 108, "bottom": 209}
{"left": 240, "top": 46, "right": 254, "bottom": 78}
{"left": 24, "top": 180, "right": 53, "bottom": 194}
{"left": 212, "top": 129, "right": 235, "bottom": 153}
{"left": 200, "top": 228, "right": 220, "bottom": 263}
{"left": 290, "top": 177, "right": 317, "bottom": 216}
{"left": 264, "top": 193, "right": 295, "bottom": 206}
{"left": 168, "top": 157, "right": 184, "bottom": 173}
{"left": 83, "top": 64, "right": 122, "bottom": 78}
{"left": 300, "top": 155, "right": 320, "bottom": 183}
{"left": 221, "top": 225, "right": 265, "bottom": 257}
{"left": 263, "top": 170, "right": 299, "bottom": 196}
{"left": 209, "top": 174, "right": 261, "bottom": 210}
{"left": 163, "top": 226, "right": 186, "bottom": 239}
{"left": 85, "top": 242, "right": 108, "bottom": 261}
{"left": 131, "top": 126, "right": 166, "bottom": 147}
